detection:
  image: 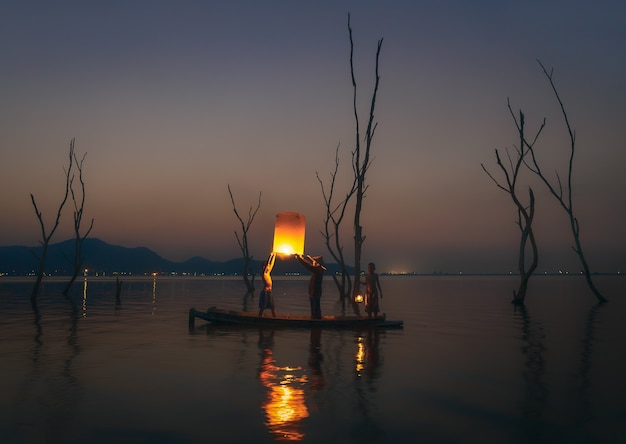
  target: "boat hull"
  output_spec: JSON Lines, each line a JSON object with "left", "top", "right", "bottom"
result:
{"left": 189, "top": 307, "right": 403, "bottom": 329}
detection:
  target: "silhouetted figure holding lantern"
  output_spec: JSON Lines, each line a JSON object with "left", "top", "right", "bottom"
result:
{"left": 258, "top": 252, "right": 277, "bottom": 317}
{"left": 365, "top": 262, "right": 383, "bottom": 318}
{"left": 295, "top": 254, "right": 326, "bottom": 319}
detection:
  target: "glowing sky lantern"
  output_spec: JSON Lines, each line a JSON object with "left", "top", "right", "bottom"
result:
{"left": 273, "top": 212, "right": 305, "bottom": 256}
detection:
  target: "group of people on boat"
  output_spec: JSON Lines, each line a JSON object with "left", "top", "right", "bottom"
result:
{"left": 258, "top": 252, "right": 383, "bottom": 319}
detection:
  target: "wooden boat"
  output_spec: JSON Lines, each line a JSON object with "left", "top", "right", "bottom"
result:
{"left": 189, "top": 306, "right": 403, "bottom": 329}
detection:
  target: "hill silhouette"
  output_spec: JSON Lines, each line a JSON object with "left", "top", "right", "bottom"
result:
{"left": 0, "top": 238, "right": 350, "bottom": 276}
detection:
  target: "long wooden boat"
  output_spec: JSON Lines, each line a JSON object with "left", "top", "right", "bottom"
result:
{"left": 189, "top": 306, "right": 403, "bottom": 329}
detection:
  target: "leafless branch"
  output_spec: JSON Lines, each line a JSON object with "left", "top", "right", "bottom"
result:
{"left": 228, "top": 184, "right": 261, "bottom": 293}
{"left": 349, "top": 12, "right": 383, "bottom": 303}
{"left": 522, "top": 60, "right": 606, "bottom": 302}
{"left": 30, "top": 139, "right": 75, "bottom": 302}
{"left": 482, "top": 104, "right": 540, "bottom": 304}
{"left": 64, "top": 146, "right": 95, "bottom": 295}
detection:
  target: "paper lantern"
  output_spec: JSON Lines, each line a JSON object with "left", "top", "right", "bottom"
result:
{"left": 273, "top": 212, "right": 306, "bottom": 256}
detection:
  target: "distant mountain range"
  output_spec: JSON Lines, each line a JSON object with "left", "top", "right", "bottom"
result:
{"left": 0, "top": 238, "right": 350, "bottom": 277}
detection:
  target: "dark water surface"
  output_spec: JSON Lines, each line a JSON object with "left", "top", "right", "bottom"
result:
{"left": 1, "top": 276, "right": 624, "bottom": 443}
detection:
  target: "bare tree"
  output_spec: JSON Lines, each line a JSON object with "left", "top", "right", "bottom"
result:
{"left": 316, "top": 143, "right": 360, "bottom": 315}
{"left": 227, "top": 185, "right": 261, "bottom": 294}
{"left": 63, "top": 149, "right": 95, "bottom": 296}
{"left": 348, "top": 13, "right": 383, "bottom": 301}
{"left": 30, "top": 140, "right": 75, "bottom": 303}
{"left": 525, "top": 60, "right": 607, "bottom": 303}
{"left": 482, "top": 102, "right": 545, "bottom": 305}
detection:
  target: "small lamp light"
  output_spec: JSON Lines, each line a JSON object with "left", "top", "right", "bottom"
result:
{"left": 273, "top": 212, "right": 306, "bottom": 256}
{"left": 354, "top": 293, "right": 364, "bottom": 303}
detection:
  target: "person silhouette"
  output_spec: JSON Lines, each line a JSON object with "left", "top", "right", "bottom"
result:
{"left": 295, "top": 254, "right": 326, "bottom": 319}
{"left": 365, "top": 262, "right": 383, "bottom": 318}
{"left": 258, "top": 252, "right": 277, "bottom": 317}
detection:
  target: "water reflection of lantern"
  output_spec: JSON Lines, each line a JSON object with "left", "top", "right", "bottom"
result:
{"left": 259, "top": 349, "right": 309, "bottom": 441}
{"left": 355, "top": 336, "right": 365, "bottom": 375}
{"left": 273, "top": 212, "right": 306, "bottom": 256}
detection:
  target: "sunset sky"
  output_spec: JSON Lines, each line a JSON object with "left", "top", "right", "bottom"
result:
{"left": 2, "top": 1, "right": 625, "bottom": 274}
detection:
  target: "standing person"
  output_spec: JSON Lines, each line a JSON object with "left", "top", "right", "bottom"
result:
{"left": 295, "top": 255, "right": 326, "bottom": 319}
{"left": 258, "top": 252, "right": 276, "bottom": 317}
{"left": 365, "top": 262, "right": 383, "bottom": 318}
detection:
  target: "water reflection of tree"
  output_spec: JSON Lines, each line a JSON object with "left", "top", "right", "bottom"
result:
{"left": 115, "top": 277, "right": 123, "bottom": 310}
{"left": 242, "top": 290, "right": 254, "bottom": 312}
{"left": 516, "top": 306, "right": 548, "bottom": 439}
{"left": 151, "top": 275, "right": 157, "bottom": 315}
{"left": 16, "top": 282, "right": 83, "bottom": 443}
{"left": 516, "top": 300, "right": 604, "bottom": 440}
{"left": 576, "top": 303, "right": 602, "bottom": 426}
{"left": 31, "top": 296, "right": 43, "bottom": 346}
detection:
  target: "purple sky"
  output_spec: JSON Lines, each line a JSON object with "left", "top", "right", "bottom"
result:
{"left": 2, "top": 1, "right": 625, "bottom": 273}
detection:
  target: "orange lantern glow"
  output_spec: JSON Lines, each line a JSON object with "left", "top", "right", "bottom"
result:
{"left": 273, "top": 212, "right": 306, "bottom": 256}
{"left": 354, "top": 293, "right": 364, "bottom": 303}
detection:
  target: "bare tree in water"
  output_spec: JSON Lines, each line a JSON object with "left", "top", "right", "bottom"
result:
{"left": 63, "top": 148, "right": 94, "bottom": 296}
{"left": 347, "top": 13, "right": 383, "bottom": 302}
{"left": 482, "top": 101, "right": 545, "bottom": 306}
{"left": 228, "top": 185, "right": 261, "bottom": 294}
{"left": 317, "top": 143, "right": 360, "bottom": 315}
{"left": 30, "top": 140, "right": 75, "bottom": 303}
{"left": 524, "top": 60, "right": 607, "bottom": 303}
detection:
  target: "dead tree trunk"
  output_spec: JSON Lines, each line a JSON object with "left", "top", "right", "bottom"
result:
{"left": 227, "top": 185, "right": 261, "bottom": 294}
{"left": 525, "top": 60, "right": 607, "bottom": 303}
{"left": 348, "top": 13, "right": 383, "bottom": 301}
{"left": 317, "top": 143, "right": 359, "bottom": 315}
{"left": 30, "top": 140, "right": 75, "bottom": 302}
{"left": 482, "top": 104, "right": 543, "bottom": 305}
{"left": 514, "top": 189, "right": 538, "bottom": 304}
{"left": 63, "top": 148, "right": 94, "bottom": 296}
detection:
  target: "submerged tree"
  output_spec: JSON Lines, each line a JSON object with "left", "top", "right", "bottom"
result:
{"left": 525, "top": 60, "right": 607, "bottom": 303}
{"left": 30, "top": 140, "right": 75, "bottom": 303}
{"left": 316, "top": 143, "right": 359, "bottom": 315}
{"left": 63, "top": 147, "right": 94, "bottom": 296}
{"left": 482, "top": 102, "right": 545, "bottom": 305}
{"left": 228, "top": 185, "right": 261, "bottom": 294}
{"left": 347, "top": 13, "right": 383, "bottom": 302}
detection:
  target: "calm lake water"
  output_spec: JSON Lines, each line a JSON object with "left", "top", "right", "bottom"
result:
{"left": 1, "top": 275, "right": 625, "bottom": 443}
